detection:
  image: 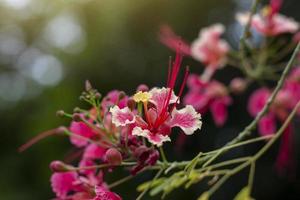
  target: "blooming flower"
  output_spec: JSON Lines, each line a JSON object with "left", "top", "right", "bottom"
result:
{"left": 184, "top": 74, "right": 232, "bottom": 126}
{"left": 159, "top": 24, "right": 230, "bottom": 72}
{"left": 110, "top": 54, "right": 202, "bottom": 146}
{"left": 190, "top": 24, "right": 230, "bottom": 69}
{"left": 248, "top": 67, "right": 300, "bottom": 173}
{"left": 51, "top": 172, "right": 78, "bottom": 199}
{"left": 236, "top": 0, "right": 299, "bottom": 36}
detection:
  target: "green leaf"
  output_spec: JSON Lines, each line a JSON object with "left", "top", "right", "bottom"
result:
{"left": 136, "top": 178, "right": 165, "bottom": 192}
{"left": 234, "top": 186, "right": 254, "bottom": 200}
{"left": 197, "top": 192, "right": 209, "bottom": 200}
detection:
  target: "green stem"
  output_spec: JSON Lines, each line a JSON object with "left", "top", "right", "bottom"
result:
{"left": 208, "top": 100, "right": 300, "bottom": 196}
{"left": 136, "top": 168, "right": 164, "bottom": 200}
{"left": 239, "top": 0, "right": 261, "bottom": 76}
{"left": 159, "top": 146, "right": 168, "bottom": 165}
{"left": 248, "top": 163, "right": 255, "bottom": 192}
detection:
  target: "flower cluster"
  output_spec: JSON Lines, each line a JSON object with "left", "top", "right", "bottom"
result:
{"left": 21, "top": 0, "right": 300, "bottom": 199}
{"left": 159, "top": 0, "right": 300, "bottom": 173}
{"left": 248, "top": 67, "right": 300, "bottom": 172}
{"left": 43, "top": 53, "right": 201, "bottom": 199}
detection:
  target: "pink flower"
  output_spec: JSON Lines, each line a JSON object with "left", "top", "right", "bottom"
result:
{"left": 191, "top": 24, "right": 230, "bottom": 68}
{"left": 93, "top": 185, "right": 122, "bottom": 200}
{"left": 83, "top": 143, "right": 107, "bottom": 161}
{"left": 248, "top": 88, "right": 271, "bottom": 117}
{"left": 247, "top": 83, "right": 300, "bottom": 174}
{"left": 101, "top": 90, "right": 128, "bottom": 113}
{"left": 159, "top": 24, "right": 230, "bottom": 69}
{"left": 110, "top": 106, "right": 136, "bottom": 127}
{"left": 69, "top": 116, "right": 98, "bottom": 147}
{"left": 237, "top": 1, "right": 299, "bottom": 36}
{"left": 184, "top": 74, "right": 232, "bottom": 126}
{"left": 110, "top": 54, "right": 202, "bottom": 146}
{"left": 51, "top": 172, "right": 78, "bottom": 199}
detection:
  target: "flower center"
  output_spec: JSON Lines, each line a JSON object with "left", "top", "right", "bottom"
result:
{"left": 133, "top": 91, "right": 151, "bottom": 103}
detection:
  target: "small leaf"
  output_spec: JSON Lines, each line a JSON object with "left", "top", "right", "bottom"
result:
{"left": 234, "top": 186, "right": 254, "bottom": 200}
{"left": 197, "top": 192, "right": 209, "bottom": 200}
{"left": 137, "top": 178, "right": 165, "bottom": 192}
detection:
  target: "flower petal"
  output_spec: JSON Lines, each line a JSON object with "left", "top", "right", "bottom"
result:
{"left": 51, "top": 172, "right": 77, "bottom": 199}
{"left": 94, "top": 185, "right": 122, "bottom": 200}
{"left": 83, "top": 144, "right": 106, "bottom": 161}
{"left": 132, "top": 127, "right": 171, "bottom": 147}
{"left": 69, "top": 121, "right": 96, "bottom": 147}
{"left": 258, "top": 114, "right": 276, "bottom": 136}
{"left": 169, "top": 105, "right": 202, "bottom": 135}
{"left": 210, "top": 98, "right": 228, "bottom": 126}
{"left": 149, "top": 87, "right": 178, "bottom": 114}
{"left": 110, "top": 106, "right": 135, "bottom": 127}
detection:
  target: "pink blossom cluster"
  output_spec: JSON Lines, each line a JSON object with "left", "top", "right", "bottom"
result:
{"left": 237, "top": 0, "right": 299, "bottom": 36}
{"left": 248, "top": 67, "right": 300, "bottom": 172}
{"left": 47, "top": 53, "right": 202, "bottom": 199}
{"left": 159, "top": 0, "right": 300, "bottom": 173}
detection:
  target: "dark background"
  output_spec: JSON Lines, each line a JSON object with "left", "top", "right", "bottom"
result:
{"left": 0, "top": 0, "right": 300, "bottom": 199}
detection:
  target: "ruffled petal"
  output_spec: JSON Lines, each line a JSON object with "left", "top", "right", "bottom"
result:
{"left": 93, "top": 185, "right": 122, "bottom": 200}
{"left": 169, "top": 105, "right": 202, "bottom": 135}
{"left": 51, "top": 172, "right": 77, "bottom": 199}
{"left": 149, "top": 87, "right": 178, "bottom": 114}
{"left": 83, "top": 144, "right": 106, "bottom": 161}
{"left": 132, "top": 127, "right": 171, "bottom": 147}
{"left": 69, "top": 121, "right": 96, "bottom": 147}
{"left": 110, "top": 106, "right": 135, "bottom": 127}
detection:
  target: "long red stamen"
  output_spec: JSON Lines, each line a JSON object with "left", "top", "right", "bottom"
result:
{"left": 154, "top": 52, "right": 184, "bottom": 128}
{"left": 18, "top": 127, "right": 63, "bottom": 152}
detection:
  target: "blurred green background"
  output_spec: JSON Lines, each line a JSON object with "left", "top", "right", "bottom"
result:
{"left": 1, "top": 0, "right": 300, "bottom": 199}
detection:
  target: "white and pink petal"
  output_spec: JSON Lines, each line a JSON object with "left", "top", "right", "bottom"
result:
{"left": 169, "top": 105, "right": 202, "bottom": 135}
{"left": 110, "top": 106, "right": 135, "bottom": 127}
{"left": 132, "top": 127, "right": 171, "bottom": 147}
{"left": 149, "top": 87, "right": 178, "bottom": 114}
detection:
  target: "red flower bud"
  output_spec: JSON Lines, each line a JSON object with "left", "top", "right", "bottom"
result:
{"left": 136, "top": 84, "right": 149, "bottom": 92}
{"left": 105, "top": 148, "right": 122, "bottom": 166}
{"left": 229, "top": 78, "right": 247, "bottom": 94}
{"left": 50, "top": 160, "right": 73, "bottom": 172}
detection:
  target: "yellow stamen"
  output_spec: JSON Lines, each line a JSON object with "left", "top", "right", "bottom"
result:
{"left": 133, "top": 91, "right": 151, "bottom": 103}
{"left": 262, "top": 6, "right": 271, "bottom": 17}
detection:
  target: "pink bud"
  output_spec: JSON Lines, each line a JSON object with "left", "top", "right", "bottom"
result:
{"left": 230, "top": 78, "right": 247, "bottom": 94}
{"left": 136, "top": 84, "right": 149, "bottom": 92}
{"left": 105, "top": 148, "right": 122, "bottom": 166}
{"left": 50, "top": 160, "right": 73, "bottom": 172}
{"left": 85, "top": 80, "right": 93, "bottom": 91}
{"left": 72, "top": 113, "right": 82, "bottom": 122}
{"left": 127, "top": 98, "right": 136, "bottom": 110}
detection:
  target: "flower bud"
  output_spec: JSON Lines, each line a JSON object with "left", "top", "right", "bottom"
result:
{"left": 136, "top": 84, "right": 149, "bottom": 92}
{"left": 118, "top": 92, "right": 126, "bottom": 100}
{"left": 56, "top": 110, "right": 65, "bottom": 117}
{"left": 105, "top": 148, "right": 122, "bottom": 166}
{"left": 127, "top": 98, "right": 136, "bottom": 110}
{"left": 50, "top": 160, "right": 73, "bottom": 172}
{"left": 85, "top": 80, "right": 93, "bottom": 91}
{"left": 72, "top": 113, "right": 82, "bottom": 122}
{"left": 73, "top": 107, "right": 81, "bottom": 113}
{"left": 95, "top": 92, "right": 101, "bottom": 99}
{"left": 229, "top": 78, "right": 247, "bottom": 94}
